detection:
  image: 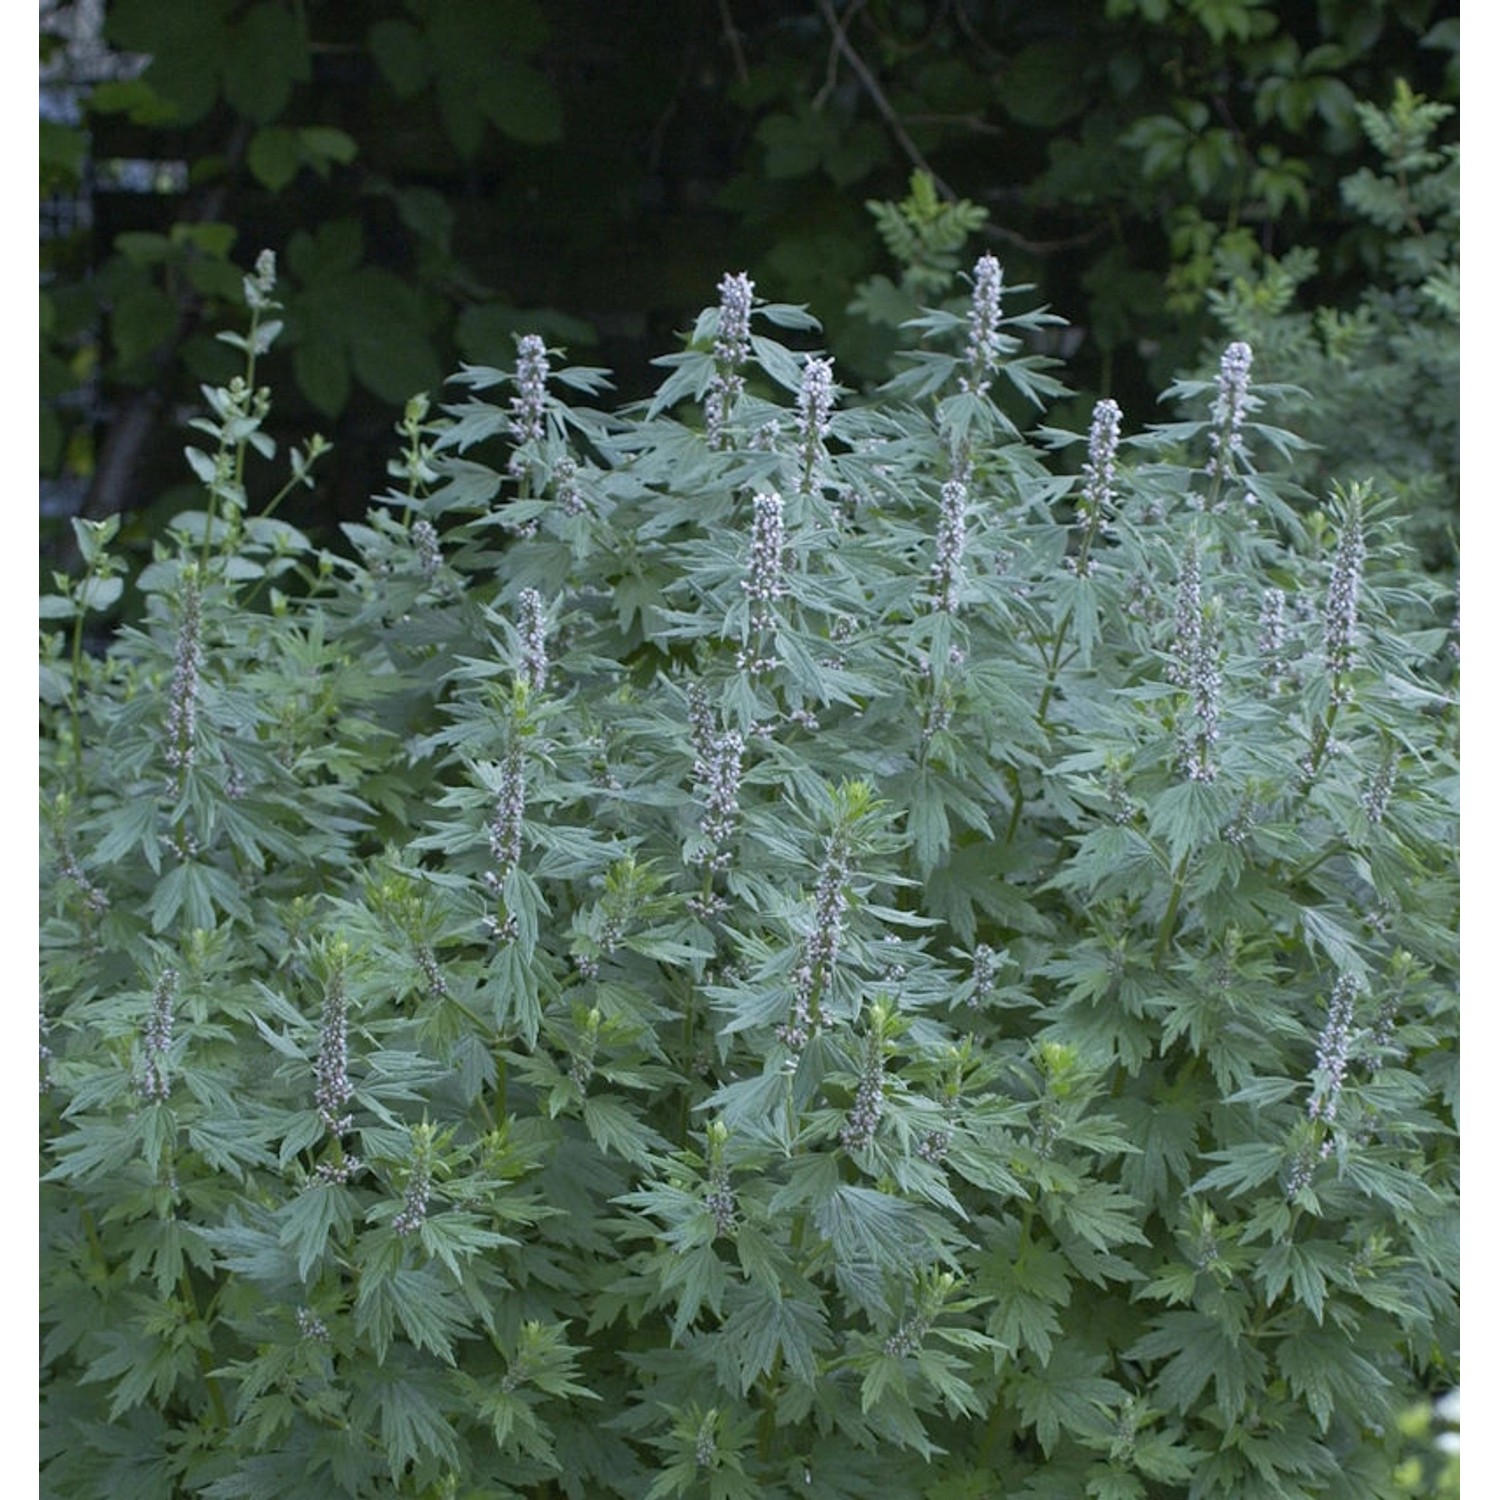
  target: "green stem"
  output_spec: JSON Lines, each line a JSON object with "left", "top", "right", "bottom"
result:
{"left": 178, "top": 1267, "right": 230, "bottom": 1430}
{"left": 1152, "top": 856, "right": 1190, "bottom": 968}
{"left": 68, "top": 598, "right": 90, "bottom": 794}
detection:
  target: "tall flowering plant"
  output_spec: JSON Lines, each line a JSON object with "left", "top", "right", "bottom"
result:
{"left": 41, "top": 252, "right": 1456, "bottom": 1499}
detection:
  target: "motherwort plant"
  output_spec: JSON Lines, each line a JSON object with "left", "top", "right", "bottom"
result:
{"left": 41, "top": 250, "right": 1456, "bottom": 1499}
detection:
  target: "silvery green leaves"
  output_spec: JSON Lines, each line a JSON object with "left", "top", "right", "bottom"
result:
{"left": 41, "top": 253, "right": 1455, "bottom": 1499}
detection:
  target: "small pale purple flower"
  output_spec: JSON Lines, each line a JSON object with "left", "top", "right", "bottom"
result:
{"left": 1363, "top": 749, "right": 1397, "bottom": 827}
{"left": 164, "top": 568, "right": 203, "bottom": 796}
{"left": 1324, "top": 497, "right": 1366, "bottom": 698}
{"left": 517, "top": 587, "right": 548, "bottom": 693}
{"left": 695, "top": 729, "right": 744, "bottom": 870}
{"left": 840, "top": 1034, "right": 886, "bottom": 1151}
{"left": 393, "top": 1127, "right": 434, "bottom": 1237}
{"left": 969, "top": 944, "right": 996, "bottom": 1008}
{"left": 509, "top": 334, "right": 550, "bottom": 444}
{"left": 488, "top": 744, "right": 526, "bottom": 877}
{"left": 779, "top": 829, "right": 851, "bottom": 1050}
{"left": 931, "top": 477, "right": 968, "bottom": 614}
{"left": 314, "top": 964, "right": 354, "bottom": 1136}
{"left": 1309, "top": 973, "right": 1359, "bottom": 1126}
{"left": 411, "top": 519, "right": 441, "bottom": 581}
{"left": 1208, "top": 340, "right": 1254, "bottom": 479}
{"left": 796, "top": 356, "right": 836, "bottom": 483}
{"left": 140, "top": 967, "right": 177, "bottom": 1101}
{"left": 961, "top": 254, "right": 1004, "bottom": 394}
{"left": 1257, "top": 587, "right": 1287, "bottom": 691}
{"left": 742, "top": 490, "right": 787, "bottom": 631}
{"left": 713, "top": 272, "right": 755, "bottom": 368}
{"left": 1080, "top": 398, "right": 1123, "bottom": 520}
{"left": 552, "top": 454, "right": 586, "bottom": 516}
{"left": 1169, "top": 541, "right": 1220, "bottom": 783}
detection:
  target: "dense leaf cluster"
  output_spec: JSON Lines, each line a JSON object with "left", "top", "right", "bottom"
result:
{"left": 41, "top": 252, "right": 1457, "bottom": 1497}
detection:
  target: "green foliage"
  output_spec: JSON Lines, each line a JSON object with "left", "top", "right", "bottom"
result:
{"left": 1197, "top": 79, "right": 1458, "bottom": 570}
{"left": 41, "top": 251, "right": 1456, "bottom": 1497}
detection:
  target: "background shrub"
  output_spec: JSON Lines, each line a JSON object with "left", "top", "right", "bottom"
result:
{"left": 41, "top": 250, "right": 1457, "bottom": 1498}
{"left": 41, "top": 0, "right": 1457, "bottom": 549}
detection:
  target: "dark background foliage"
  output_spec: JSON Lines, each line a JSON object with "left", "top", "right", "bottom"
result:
{"left": 41, "top": 0, "right": 1457, "bottom": 563}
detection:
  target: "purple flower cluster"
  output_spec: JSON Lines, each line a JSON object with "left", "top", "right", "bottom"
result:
{"left": 704, "top": 1165, "right": 737, "bottom": 1237}
{"left": 314, "top": 965, "right": 354, "bottom": 1136}
{"left": 1324, "top": 501, "right": 1366, "bottom": 698}
{"left": 1257, "top": 587, "right": 1288, "bottom": 692}
{"left": 1169, "top": 542, "right": 1220, "bottom": 782}
{"left": 961, "top": 254, "right": 1004, "bottom": 394}
{"left": 1363, "top": 749, "right": 1397, "bottom": 826}
{"left": 1309, "top": 973, "right": 1360, "bottom": 1127}
{"left": 742, "top": 490, "right": 787, "bottom": 633}
{"left": 411, "top": 519, "right": 441, "bottom": 581}
{"left": 931, "top": 477, "right": 968, "bottom": 614}
{"left": 509, "top": 334, "right": 550, "bottom": 445}
{"left": 488, "top": 745, "right": 526, "bottom": 877}
{"left": 714, "top": 272, "right": 754, "bottom": 366}
{"left": 839, "top": 1044, "right": 886, "bottom": 1151}
{"left": 969, "top": 944, "right": 997, "bottom": 1008}
{"left": 164, "top": 568, "right": 203, "bottom": 797}
{"left": 140, "top": 966, "right": 177, "bottom": 1102}
{"left": 1079, "top": 398, "right": 1123, "bottom": 520}
{"left": 779, "top": 831, "right": 852, "bottom": 1050}
{"left": 1207, "top": 340, "right": 1254, "bottom": 480}
{"left": 517, "top": 587, "right": 548, "bottom": 693}
{"left": 694, "top": 728, "right": 744, "bottom": 870}
{"left": 393, "top": 1148, "right": 432, "bottom": 1237}
{"left": 796, "top": 356, "right": 836, "bottom": 484}
{"left": 705, "top": 272, "right": 755, "bottom": 449}
{"left": 552, "top": 454, "right": 586, "bottom": 516}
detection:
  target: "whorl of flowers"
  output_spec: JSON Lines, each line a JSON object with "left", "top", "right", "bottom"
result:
{"left": 140, "top": 967, "right": 178, "bottom": 1102}
{"left": 694, "top": 728, "right": 745, "bottom": 870}
{"left": 411, "top": 518, "right": 441, "bottom": 581}
{"left": 779, "top": 830, "right": 852, "bottom": 1050}
{"left": 705, "top": 272, "right": 754, "bottom": 449}
{"left": 961, "top": 253, "right": 1005, "bottom": 394}
{"left": 164, "top": 566, "right": 204, "bottom": 797}
{"left": 1207, "top": 340, "right": 1254, "bottom": 479}
{"left": 694, "top": 1411, "right": 719, "bottom": 1470}
{"left": 796, "top": 356, "right": 836, "bottom": 484}
{"left": 1257, "top": 587, "right": 1288, "bottom": 692}
{"left": 1079, "top": 398, "right": 1123, "bottom": 520}
{"left": 1363, "top": 748, "right": 1397, "bottom": 827}
{"left": 713, "top": 272, "right": 754, "bottom": 367}
{"left": 742, "top": 490, "right": 787, "bottom": 632}
{"left": 1169, "top": 541, "right": 1220, "bottom": 783}
{"left": 509, "top": 334, "right": 550, "bottom": 445}
{"left": 884, "top": 1278, "right": 949, "bottom": 1359}
{"left": 969, "top": 944, "right": 997, "bottom": 1008}
{"left": 1323, "top": 495, "right": 1366, "bottom": 698}
{"left": 415, "top": 945, "right": 448, "bottom": 1001}
{"left": 296, "top": 1308, "right": 329, "bottom": 1343}
{"left": 552, "top": 454, "right": 586, "bottom": 516}
{"left": 517, "top": 587, "right": 549, "bottom": 693}
{"left": 1308, "top": 973, "right": 1359, "bottom": 1128}
{"left": 314, "top": 962, "right": 354, "bottom": 1137}
{"left": 488, "top": 744, "right": 527, "bottom": 879}
{"left": 839, "top": 1032, "right": 886, "bottom": 1150}
{"left": 393, "top": 1126, "right": 435, "bottom": 1237}
{"left": 703, "top": 1121, "right": 737, "bottom": 1237}
{"left": 931, "top": 477, "right": 969, "bottom": 614}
